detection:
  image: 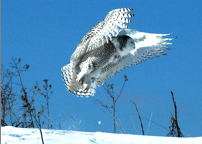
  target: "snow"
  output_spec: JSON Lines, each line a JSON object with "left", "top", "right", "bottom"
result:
{"left": 1, "top": 126, "right": 202, "bottom": 144}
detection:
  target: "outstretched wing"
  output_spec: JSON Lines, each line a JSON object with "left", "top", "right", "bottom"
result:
{"left": 97, "top": 29, "right": 175, "bottom": 86}
{"left": 71, "top": 8, "right": 134, "bottom": 61}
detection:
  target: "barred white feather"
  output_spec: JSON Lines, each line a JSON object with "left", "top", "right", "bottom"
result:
{"left": 62, "top": 8, "right": 175, "bottom": 97}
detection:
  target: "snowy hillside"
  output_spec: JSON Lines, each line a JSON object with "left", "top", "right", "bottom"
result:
{"left": 1, "top": 126, "right": 202, "bottom": 144}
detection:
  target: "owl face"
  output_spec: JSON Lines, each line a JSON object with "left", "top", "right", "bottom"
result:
{"left": 117, "top": 37, "right": 135, "bottom": 57}
{"left": 126, "top": 38, "right": 135, "bottom": 50}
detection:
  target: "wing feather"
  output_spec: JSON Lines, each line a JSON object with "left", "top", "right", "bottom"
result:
{"left": 97, "top": 30, "right": 175, "bottom": 86}
{"left": 71, "top": 8, "right": 134, "bottom": 61}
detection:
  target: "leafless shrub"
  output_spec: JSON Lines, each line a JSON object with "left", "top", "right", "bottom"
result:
{"left": 1, "top": 58, "right": 54, "bottom": 144}
{"left": 40, "top": 79, "right": 53, "bottom": 129}
{"left": 97, "top": 75, "right": 128, "bottom": 133}
{"left": 130, "top": 100, "right": 144, "bottom": 135}
{"left": 1, "top": 65, "right": 16, "bottom": 126}
{"left": 32, "top": 107, "right": 45, "bottom": 144}
{"left": 166, "top": 91, "right": 184, "bottom": 137}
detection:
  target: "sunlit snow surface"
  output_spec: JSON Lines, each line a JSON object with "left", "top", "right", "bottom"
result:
{"left": 1, "top": 126, "right": 202, "bottom": 144}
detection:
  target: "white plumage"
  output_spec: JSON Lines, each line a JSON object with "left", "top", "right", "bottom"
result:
{"left": 62, "top": 8, "right": 175, "bottom": 97}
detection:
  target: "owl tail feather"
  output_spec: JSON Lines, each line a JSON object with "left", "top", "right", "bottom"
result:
{"left": 61, "top": 63, "right": 97, "bottom": 97}
{"left": 76, "top": 80, "right": 97, "bottom": 97}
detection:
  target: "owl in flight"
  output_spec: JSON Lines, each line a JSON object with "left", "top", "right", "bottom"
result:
{"left": 62, "top": 8, "right": 174, "bottom": 97}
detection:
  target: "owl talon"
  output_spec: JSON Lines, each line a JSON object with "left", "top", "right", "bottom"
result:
{"left": 76, "top": 74, "right": 86, "bottom": 85}
{"left": 83, "top": 83, "right": 88, "bottom": 92}
{"left": 79, "top": 79, "right": 84, "bottom": 85}
{"left": 76, "top": 78, "right": 84, "bottom": 85}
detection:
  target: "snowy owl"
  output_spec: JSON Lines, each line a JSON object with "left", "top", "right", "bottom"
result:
{"left": 62, "top": 8, "right": 175, "bottom": 97}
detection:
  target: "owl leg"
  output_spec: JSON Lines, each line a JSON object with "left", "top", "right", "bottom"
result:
{"left": 83, "top": 83, "right": 89, "bottom": 92}
{"left": 76, "top": 73, "right": 86, "bottom": 85}
{"left": 83, "top": 77, "right": 96, "bottom": 92}
{"left": 76, "top": 63, "right": 94, "bottom": 84}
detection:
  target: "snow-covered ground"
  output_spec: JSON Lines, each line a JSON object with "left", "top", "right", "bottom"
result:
{"left": 1, "top": 126, "right": 202, "bottom": 144}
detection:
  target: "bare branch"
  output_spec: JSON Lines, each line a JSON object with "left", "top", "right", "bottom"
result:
{"left": 130, "top": 100, "right": 144, "bottom": 135}
{"left": 97, "top": 75, "right": 128, "bottom": 133}
{"left": 167, "top": 91, "right": 184, "bottom": 137}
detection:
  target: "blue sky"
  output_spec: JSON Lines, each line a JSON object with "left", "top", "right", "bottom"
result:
{"left": 2, "top": 0, "right": 202, "bottom": 136}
